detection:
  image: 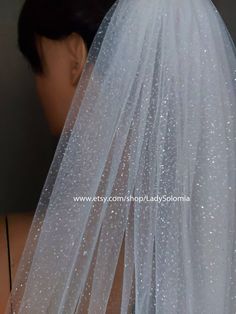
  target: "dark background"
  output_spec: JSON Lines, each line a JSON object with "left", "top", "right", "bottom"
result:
{"left": 0, "top": 0, "right": 57, "bottom": 214}
{"left": 0, "top": 0, "right": 235, "bottom": 214}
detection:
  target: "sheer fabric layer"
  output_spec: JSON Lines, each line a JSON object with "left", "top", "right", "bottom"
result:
{"left": 6, "top": 0, "right": 236, "bottom": 313}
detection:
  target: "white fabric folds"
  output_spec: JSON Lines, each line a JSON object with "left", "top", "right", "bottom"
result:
{"left": 6, "top": 0, "right": 236, "bottom": 313}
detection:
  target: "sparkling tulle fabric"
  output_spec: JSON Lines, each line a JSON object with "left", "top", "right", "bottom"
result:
{"left": 6, "top": 0, "right": 236, "bottom": 313}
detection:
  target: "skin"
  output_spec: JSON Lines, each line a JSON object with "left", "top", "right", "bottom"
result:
{"left": 35, "top": 33, "right": 88, "bottom": 135}
{"left": 34, "top": 34, "right": 126, "bottom": 313}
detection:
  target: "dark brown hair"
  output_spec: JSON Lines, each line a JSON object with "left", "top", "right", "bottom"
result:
{"left": 18, "top": 0, "right": 116, "bottom": 73}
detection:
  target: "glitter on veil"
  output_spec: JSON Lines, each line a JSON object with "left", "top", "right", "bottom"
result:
{"left": 5, "top": 0, "right": 236, "bottom": 313}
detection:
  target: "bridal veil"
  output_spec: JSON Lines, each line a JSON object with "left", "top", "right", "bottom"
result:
{"left": 6, "top": 0, "right": 236, "bottom": 313}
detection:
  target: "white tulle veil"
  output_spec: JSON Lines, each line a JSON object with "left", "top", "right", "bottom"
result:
{"left": 6, "top": 0, "right": 236, "bottom": 313}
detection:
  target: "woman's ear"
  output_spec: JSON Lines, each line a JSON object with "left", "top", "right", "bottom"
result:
{"left": 66, "top": 33, "right": 88, "bottom": 87}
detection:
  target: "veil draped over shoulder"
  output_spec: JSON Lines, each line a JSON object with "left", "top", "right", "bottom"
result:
{"left": 6, "top": 0, "right": 236, "bottom": 313}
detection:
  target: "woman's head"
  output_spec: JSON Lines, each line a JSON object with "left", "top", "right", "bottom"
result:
{"left": 18, "top": 0, "right": 115, "bottom": 134}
